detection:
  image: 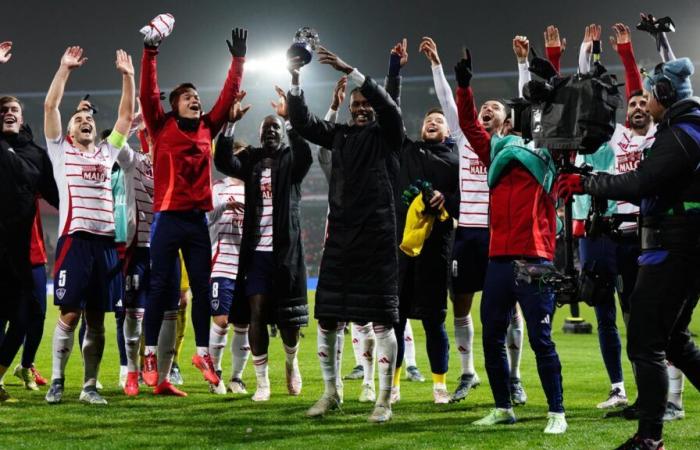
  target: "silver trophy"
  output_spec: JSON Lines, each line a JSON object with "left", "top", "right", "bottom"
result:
{"left": 287, "top": 27, "right": 320, "bottom": 66}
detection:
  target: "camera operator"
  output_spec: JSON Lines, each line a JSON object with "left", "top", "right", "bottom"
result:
{"left": 558, "top": 57, "right": 700, "bottom": 450}
{"left": 571, "top": 23, "right": 655, "bottom": 411}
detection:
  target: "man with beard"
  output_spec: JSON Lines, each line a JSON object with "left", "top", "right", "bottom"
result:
{"left": 381, "top": 39, "right": 459, "bottom": 404}
{"left": 572, "top": 23, "right": 655, "bottom": 410}
{"left": 137, "top": 14, "right": 246, "bottom": 396}
{"left": 557, "top": 55, "right": 700, "bottom": 450}
{"left": 287, "top": 46, "right": 403, "bottom": 423}
{"left": 0, "top": 42, "right": 59, "bottom": 402}
{"left": 214, "top": 89, "right": 312, "bottom": 402}
{"left": 455, "top": 47, "right": 566, "bottom": 433}
{"left": 43, "top": 47, "right": 135, "bottom": 405}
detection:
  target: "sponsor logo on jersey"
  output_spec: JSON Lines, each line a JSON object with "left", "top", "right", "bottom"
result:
{"left": 261, "top": 182, "right": 272, "bottom": 199}
{"left": 616, "top": 151, "right": 642, "bottom": 173}
{"left": 468, "top": 158, "right": 487, "bottom": 175}
{"left": 82, "top": 164, "right": 107, "bottom": 183}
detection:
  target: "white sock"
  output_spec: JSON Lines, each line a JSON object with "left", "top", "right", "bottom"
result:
{"left": 124, "top": 308, "right": 144, "bottom": 372}
{"left": 454, "top": 315, "right": 475, "bottom": 375}
{"left": 373, "top": 324, "right": 397, "bottom": 405}
{"left": 196, "top": 346, "right": 209, "bottom": 357}
{"left": 335, "top": 322, "right": 345, "bottom": 390}
{"left": 351, "top": 322, "right": 366, "bottom": 367}
{"left": 612, "top": 381, "right": 626, "bottom": 397}
{"left": 284, "top": 342, "right": 299, "bottom": 370}
{"left": 156, "top": 310, "right": 178, "bottom": 384}
{"left": 317, "top": 324, "right": 338, "bottom": 395}
{"left": 209, "top": 323, "right": 228, "bottom": 372}
{"left": 145, "top": 345, "right": 157, "bottom": 358}
{"left": 357, "top": 323, "right": 376, "bottom": 386}
{"left": 252, "top": 353, "right": 269, "bottom": 389}
{"left": 231, "top": 325, "right": 250, "bottom": 380}
{"left": 667, "top": 363, "right": 684, "bottom": 407}
{"left": 82, "top": 324, "right": 105, "bottom": 388}
{"left": 51, "top": 319, "right": 76, "bottom": 381}
{"left": 404, "top": 320, "right": 417, "bottom": 367}
{"left": 506, "top": 310, "right": 523, "bottom": 380}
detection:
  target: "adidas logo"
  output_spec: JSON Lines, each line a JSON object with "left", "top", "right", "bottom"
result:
{"left": 318, "top": 352, "right": 328, "bottom": 358}
{"left": 458, "top": 346, "right": 467, "bottom": 352}
{"left": 541, "top": 314, "right": 551, "bottom": 325}
{"left": 378, "top": 357, "right": 390, "bottom": 365}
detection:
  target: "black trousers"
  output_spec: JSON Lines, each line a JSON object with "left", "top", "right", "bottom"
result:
{"left": 628, "top": 252, "right": 700, "bottom": 440}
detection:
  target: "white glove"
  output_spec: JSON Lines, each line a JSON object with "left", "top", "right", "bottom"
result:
{"left": 140, "top": 13, "right": 175, "bottom": 47}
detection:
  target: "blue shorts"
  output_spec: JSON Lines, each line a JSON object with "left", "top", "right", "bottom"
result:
{"left": 210, "top": 277, "right": 236, "bottom": 316}
{"left": 244, "top": 251, "right": 275, "bottom": 297}
{"left": 53, "top": 232, "right": 123, "bottom": 312}
{"left": 124, "top": 247, "right": 150, "bottom": 309}
{"left": 451, "top": 227, "right": 490, "bottom": 295}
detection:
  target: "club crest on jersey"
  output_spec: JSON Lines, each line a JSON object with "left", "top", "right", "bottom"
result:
{"left": 211, "top": 298, "right": 220, "bottom": 311}
{"left": 83, "top": 164, "right": 107, "bottom": 183}
{"left": 56, "top": 288, "right": 66, "bottom": 300}
{"left": 469, "top": 158, "right": 487, "bottom": 175}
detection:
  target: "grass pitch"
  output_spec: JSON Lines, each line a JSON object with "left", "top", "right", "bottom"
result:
{"left": 1, "top": 293, "right": 699, "bottom": 449}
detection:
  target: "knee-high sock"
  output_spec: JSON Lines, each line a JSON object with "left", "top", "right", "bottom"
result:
{"left": 355, "top": 323, "right": 375, "bottom": 386}
{"left": 209, "top": 323, "right": 228, "bottom": 372}
{"left": 157, "top": 310, "right": 178, "bottom": 384}
{"left": 82, "top": 324, "right": 105, "bottom": 388}
{"left": 231, "top": 325, "right": 250, "bottom": 380}
{"left": 317, "top": 324, "right": 338, "bottom": 395}
{"left": 506, "top": 310, "right": 523, "bottom": 380}
{"left": 21, "top": 313, "right": 46, "bottom": 368}
{"left": 404, "top": 320, "right": 417, "bottom": 367}
{"left": 173, "top": 303, "right": 187, "bottom": 365}
{"left": 350, "top": 323, "right": 365, "bottom": 366}
{"left": 116, "top": 311, "right": 127, "bottom": 368}
{"left": 667, "top": 362, "right": 684, "bottom": 407}
{"left": 373, "top": 323, "right": 397, "bottom": 405}
{"left": 124, "top": 308, "right": 144, "bottom": 372}
{"left": 335, "top": 322, "right": 345, "bottom": 390}
{"left": 51, "top": 319, "right": 76, "bottom": 381}
{"left": 252, "top": 353, "right": 269, "bottom": 389}
{"left": 454, "top": 314, "right": 475, "bottom": 375}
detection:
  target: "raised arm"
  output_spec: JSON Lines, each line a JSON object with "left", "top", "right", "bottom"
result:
{"left": 271, "top": 85, "right": 313, "bottom": 183}
{"left": 544, "top": 25, "right": 566, "bottom": 74}
{"left": 204, "top": 28, "right": 247, "bottom": 135}
{"left": 639, "top": 13, "right": 676, "bottom": 62}
{"left": 44, "top": 46, "right": 87, "bottom": 141}
{"left": 113, "top": 50, "right": 135, "bottom": 137}
{"left": 609, "top": 23, "right": 643, "bottom": 97}
{"left": 214, "top": 93, "right": 251, "bottom": 178}
{"left": 384, "top": 38, "right": 407, "bottom": 106}
{"left": 421, "top": 37, "right": 461, "bottom": 138}
{"left": 317, "top": 77, "right": 345, "bottom": 182}
{"left": 513, "top": 35, "right": 531, "bottom": 97}
{"left": 139, "top": 46, "right": 165, "bottom": 137}
{"left": 454, "top": 49, "right": 491, "bottom": 165}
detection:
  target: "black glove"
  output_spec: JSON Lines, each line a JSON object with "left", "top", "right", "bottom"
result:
{"left": 454, "top": 48, "right": 473, "bottom": 88}
{"left": 227, "top": 28, "right": 248, "bottom": 58}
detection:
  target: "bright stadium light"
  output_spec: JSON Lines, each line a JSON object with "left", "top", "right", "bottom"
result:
{"left": 244, "top": 51, "right": 289, "bottom": 75}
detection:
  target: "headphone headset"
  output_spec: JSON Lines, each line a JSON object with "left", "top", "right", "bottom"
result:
{"left": 651, "top": 62, "right": 677, "bottom": 108}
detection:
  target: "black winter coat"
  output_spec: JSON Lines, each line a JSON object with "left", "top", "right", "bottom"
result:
{"left": 288, "top": 76, "right": 404, "bottom": 324}
{"left": 215, "top": 128, "right": 312, "bottom": 327}
{"left": 0, "top": 125, "right": 58, "bottom": 319}
{"left": 384, "top": 74, "right": 460, "bottom": 321}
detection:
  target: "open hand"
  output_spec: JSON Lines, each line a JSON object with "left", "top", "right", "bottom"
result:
{"left": 609, "top": 23, "right": 631, "bottom": 52}
{"left": 544, "top": 25, "right": 567, "bottom": 52}
{"left": 227, "top": 28, "right": 248, "bottom": 58}
{"left": 0, "top": 41, "right": 12, "bottom": 64}
{"left": 317, "top": 46, "right": 353, "bottom": 74}
{"left": 115, "top": 49, "right": 134, "bottom": 76}
{"left": 419, "top": 37, "right": 441, "bottom": 67}
{"left": 330, "top": 76, "right": 347, "bottom": 110}
{"left": 61, "top": 46, "right": 88, "bottom": 70}
{"left": 229, "top": 91, "right": 251, "bottom": 123}
{"left": 270, "top": 86, "right": 288, "bottom": 119}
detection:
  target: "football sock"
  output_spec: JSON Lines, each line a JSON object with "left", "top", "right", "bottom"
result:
{"left": 124, "top": 308, "right": 144, "bottom": 372}
{"left": 668, "top": 363, "right": 684, "bottom": 407}
{"left": 317, "top": 324, "right": 338, "bottom": 395}
{"left": 404, "top": 320, "right": 417, "bottom": 367}
{"left": 374, "top": 323, "right": 397, "bottom": 405}
{"left": 52, "top": 319, "right": 76, "bottom": 381}
{"left": 157, "top": 310, "right": 178, "bottom": 384}
{"left": 231, "top": 325, "right": 250, "bottom": 380}
{"left": 252, "top": 353, "right": 270, "bottom": 389}
{"left": 209, "top": 323, "right": 228, "bottom": 372}
{"left": 82, "top": 324, "right": 105, "bottom": 388}
{"left": 454, "top": 314, "right": 475, "bottom": 375}
{"left": 507, "top": 310, "right": 523, "bottom": 380}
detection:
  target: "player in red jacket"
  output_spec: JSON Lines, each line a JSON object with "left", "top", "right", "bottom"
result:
{"left": 137, "top": 13, "right": 246, "bottom": 396}
{"left": 454, "top": 44, "right": 565, "bottom": 433}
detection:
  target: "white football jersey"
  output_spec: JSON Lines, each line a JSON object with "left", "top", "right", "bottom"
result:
{"left": 209, "top": 178, "right": 245, "bottom": 279}
{"left": 255, "top": 168, "right": 273, "bottom": 252}
{"left": 118, "top": 147, "right": 154, "bottom": 247}
{"left": 47, "top": 135, "right": 122, "bottom": 237}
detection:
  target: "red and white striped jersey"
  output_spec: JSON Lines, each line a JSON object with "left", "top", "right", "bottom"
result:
{"left": 209, "top": 178, "right": 245, "bottom": 279}
{"left": 117, "top": 147, "right": 154, "bottom": 247}
{"left": 255, "top": 168, "right": 273, "bottom": 252}
{"left": 610, "top": 123, "right": 656, "bottom": 229}
{"left": 430, "top": 64, "right": 489, "bottom": 228}
{"left": 46, "top": 135, "right": 122, "bottom": 237}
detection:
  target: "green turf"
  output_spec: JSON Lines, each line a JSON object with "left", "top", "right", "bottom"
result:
{"left": 1, "top": 292, "right": 699, "bottom": 449}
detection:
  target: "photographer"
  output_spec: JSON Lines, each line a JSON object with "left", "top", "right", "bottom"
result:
{"left": 454, "top": 46, "right": 565, "bottom": 434}
{"left": 572, "top": 23, "right": 654, "bottom": 411}
{"left": 558, "top": 57, "right": 700, "bottom": 450}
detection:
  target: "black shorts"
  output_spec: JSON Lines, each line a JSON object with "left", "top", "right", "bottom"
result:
{"left": 450, "top": 227, "right": 490, "bottom": 295}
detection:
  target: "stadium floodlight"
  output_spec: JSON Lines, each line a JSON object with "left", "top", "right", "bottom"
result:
{"left": 244, "top": 51, "right": 289, "bottom": 75}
